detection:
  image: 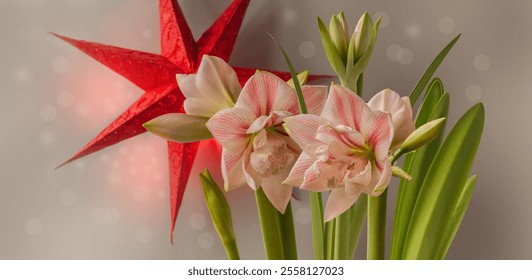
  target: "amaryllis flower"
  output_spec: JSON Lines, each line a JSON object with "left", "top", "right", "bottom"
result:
{"left": 178, "top": 55, "right": 241, "bottom": 118}
{"left": 368, "top": 89, "right": 414, "bottom": 151}
{"left": 206, "top": 71, "right": 327, "bottom": 213}
{"left": 144, "top": 55, "right": 241, "bottom": 142}
{"left": 283, "top": 85, "right": 394, "bottom": 221}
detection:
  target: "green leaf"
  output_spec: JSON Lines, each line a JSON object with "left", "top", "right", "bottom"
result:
{"left": 409, "top": 34, "right": 460, "bottom": 106}
{"left": 287, "top": 71, "right": 309, "bottom": 88}
{"left": 255, "top": 188, "right": 285, "bottom": 260}
{"left": 324, "top": 219, "right": 336, "bottom": 260}
{"left": 390, "top": 89, "right": 449, "bottom": 260}
{"left": 415, "top": 78, "right": 444, "bottom": 126}
{"left": 435, "top": 175, "right": 477, "bottom": 259}
{"left": 333, "top": 208, "right": 351, "bottom": 259}
{"left": 278, "top": 202, "right": 298, "bottom": 260}
{"left": 268, "top": 33, "right": 307, "bottom": 114}
{"left": 348, "top": 194, "right": 367, "bottom": 258}
{"left": 199, "top": 169, "right": 239, "bottom": 260}
{"left": 402, "top": 103, "right": 484, "bottom": 260}
{"left": 310, "top": 192, "right": 325, "bottom": 259}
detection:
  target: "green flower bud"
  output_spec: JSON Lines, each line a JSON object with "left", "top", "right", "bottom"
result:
{"left": 318, "top": 11, "right": 381, "bottom": 93}
{"left": 318, "top": 16, "right": 346, "bottom": 78}
{"left": 353, "top": 12, "right": 374, "bottom": 60}
{"left": 199, "top": 169, "right": 240, "bottom": 260}
{"left": 329, "top": 12, "right": 349, "bottom": 61}
{"left": 143, "top": 113, "right": 212, "bottom": 143}
{"left": 392, "top": 166, "right": 413, "bottom": 181}
{"left": 400, "top": 117, "right": 447, "bottom": 154}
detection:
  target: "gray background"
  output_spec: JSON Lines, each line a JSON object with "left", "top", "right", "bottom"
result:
{"left": 0, "top": 0, "right": 528, "bottom": 259}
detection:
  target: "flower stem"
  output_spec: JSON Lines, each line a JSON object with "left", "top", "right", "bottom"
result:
{"left": 367, "top": 189, "right": 388, "bottom": 260}
{"left": 324, "top": 219, "right": 336, "bottom": 260}
{"left": 334, "top": 209, "right": 351, "bottom": 259}
{"left": 310, "top": 192, "right": 325, "bottom": 259}
{"left": 356, "top": 73, "right": 364, "bottom": 97}
{"left": 255, "top": 188, "right": 285, "bottom": 260}
{"left": 278, "top": 201, "right": 298, "bottom": 260}
{"left": 223, "top": 239, "right": 241, "bottom": 260}
{"left": 348, "top": 194, "right": 367, "bottom": 258}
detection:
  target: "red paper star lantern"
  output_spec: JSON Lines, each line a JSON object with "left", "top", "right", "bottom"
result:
{"left": 55, "top": 0, "right": 324, "bottom": 240}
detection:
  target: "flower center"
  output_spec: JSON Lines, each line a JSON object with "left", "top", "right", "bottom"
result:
{"left": 249, "top": 129, "right": 296, "bottom": 177}
{"left": 348, "top": 143, "right": 374, "bottom": 162}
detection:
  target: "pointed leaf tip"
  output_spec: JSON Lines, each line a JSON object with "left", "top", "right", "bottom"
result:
{"left": 409, "top": 34, "right": 461, "bottom": 106}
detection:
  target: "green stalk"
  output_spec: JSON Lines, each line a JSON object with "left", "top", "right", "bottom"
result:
{"left": 310, "top": 192, "right": 325, "bottom": 259}
{"left": 356, "top": 72, "right": 364, "bottom": 97}
{"left": 255, "top": 188, "right": 285, "bottom": 260}
{"left": 223, "top": 240, "right": 241, "bottom": 260}
{"left": 325, "top": 219, "right": 336, "bottom": 260}
{"left": 367, "top": 189, "right": 387, "bottom": 260}
{"left": 199, "top": 170, "right": 240, "bottom": 260}
{"left": 334, "top": 210, "right": 351, "bottom": 259}
{"left": 348, "top": 194, "right": 367, "bottom": 258}
{"left": 278, "top": 202, "right": 297, "bottom": 259}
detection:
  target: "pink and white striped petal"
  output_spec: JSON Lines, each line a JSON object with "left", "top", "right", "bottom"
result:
{"left": 221, "top": 147, "right": 250, "bottom": 191}
{"left": 324, "top": 188, "right": 360, "bottom": 222}
{"left": 321, "top": 85, "right": 366, "bottom": 130}
{"left": 315, "top": 124, "right": 366, "bottom": 155}
{"left": 284, "top": 114, "right": 327, "bottom": 158}
{"left": 236, "top": 71, "right": 295, "bottom": 117}
{"left": 365, "top": 111, "right": 393, "bottom": 166}
{"left": 206, "top": 107, "right": 255, "bottom": 153}
{"left": 344, "top": 161, "right": 372, "bottom": 196}
{"left": 283, "top": 152, "right": 315, "bottom": 187}
{"left": 303, "top": 85, "right": 328, "bottom": 115}
{"left": 261, "top": 166, "right": 294, "bottom": 213}
{"left": 247, "top": 112, "right": 290, "bottom": 135}
{"left": 368, "top": 89, "right": 414, "bottom": 150}
{"left": 301, "top": 162, "right": 329, "bottom": 192}
{"left": 242, "top": 150, "right": 262, "bottom": 190}
{"left": 370, "top": 157, "right": 392, "bottom": 195}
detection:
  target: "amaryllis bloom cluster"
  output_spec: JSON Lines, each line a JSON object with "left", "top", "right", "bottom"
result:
{"left": 144, "top": 54, "right": 330, "bottom": 213}
{"left": 206, "top": 70, "right": 327, "bottom": 213}
{"left": 145, "top": 54, "right": 415, "bottom": 220}
{"left": 283, "top": 85, "right": 414, "bottom": 221}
